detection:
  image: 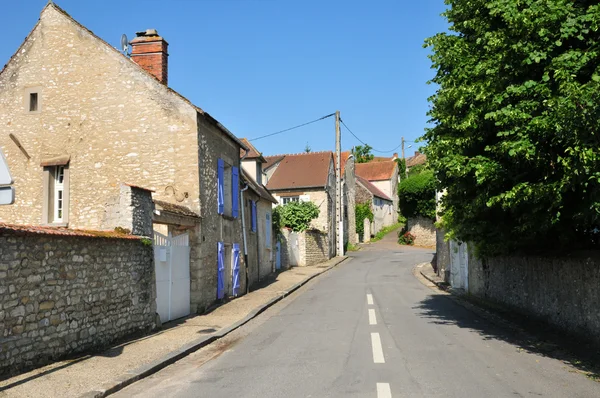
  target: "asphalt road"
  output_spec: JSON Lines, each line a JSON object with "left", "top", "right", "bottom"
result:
{"left": 116, "top": 237, "right": 600, "bottom": 398}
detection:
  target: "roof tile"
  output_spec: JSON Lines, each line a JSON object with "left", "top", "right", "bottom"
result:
{"left": 266, "top": 152, "right": 333, "bottom": 190}
{"left": 355, "top": 160, "right": 397, "bottom": 181}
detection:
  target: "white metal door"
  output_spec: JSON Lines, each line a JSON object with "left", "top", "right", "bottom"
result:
{"left": 449, "top": 240, "right": 468, "bottom": 290}
{"left": 153, "top": 231, "right": 190, "bottom": 323}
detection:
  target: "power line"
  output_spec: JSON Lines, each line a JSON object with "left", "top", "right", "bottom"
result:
{"left": 339, "top": 118, "right": 406, "bottom": 153}
{"left": 249, "top": 113, "right": 336, "bottom": 142}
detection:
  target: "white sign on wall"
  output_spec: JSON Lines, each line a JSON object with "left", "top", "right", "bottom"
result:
{"left": 0, "top": 149, "right": 14, "bottom": 205}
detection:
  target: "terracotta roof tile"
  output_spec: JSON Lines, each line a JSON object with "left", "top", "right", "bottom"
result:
{"left": 406, "top": 152, "right": 427, "bottom": 167}
{"left": 154, "top": 200, "right": 199, "bottom": 218}
{"left": 0, "top": 223, "right": 142, "bottom": 240}
{"left": 239, "top": 138, "right": 266, "bottom": 161}
{"left": 263, "top": 155, "right": 285, "bottom": 171}
{"left": 266, "top": 152, "right": 333, "bottom": 190}
{"left": 355, "top": 160, "right": 397, "bottom": 181}
{"left": 356, "top": 175, "right": 391, "bottom": 201}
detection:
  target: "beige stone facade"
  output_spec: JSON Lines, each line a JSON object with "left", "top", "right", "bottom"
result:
{"left": 0, "top": 4, "right": 245, "bottom": 314}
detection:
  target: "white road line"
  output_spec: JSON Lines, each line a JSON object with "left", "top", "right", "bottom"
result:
{"left": 367, "top": 294, "right": 374, "bottom": 305}
{"left": 368, "top": 308, "right": 377, "bottom": 325}
{"left": 371, "top": 332, "right": 385, "bottom": 363}
{"left": 377, "top": 383, "right": 392, "bottom": 398}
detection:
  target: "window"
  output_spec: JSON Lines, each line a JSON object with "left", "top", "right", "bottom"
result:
{"left": 251, "top": 200, "right": 257, "bottom": 232}
{"left": 29, "top": 93, "right": 38, "bottom": 112}
{"left": 217, "top": 159, "right": 239, "bottom": 218}
{"left": 282, "top": 196, "right": 299, "bottom": 205}
{"left": 42, "top": 163, "right": 69, "bottom": 225}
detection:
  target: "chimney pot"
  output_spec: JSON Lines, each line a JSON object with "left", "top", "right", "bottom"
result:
{"left": 130, "top": 29, "right": 169, "bottom": 85}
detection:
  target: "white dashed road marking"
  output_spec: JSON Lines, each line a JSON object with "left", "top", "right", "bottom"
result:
{"left": 377, "top": 383, "right": 392, "bottom": 398}
{"left": 371, "top": 332, "right": 385, "bottom": 363}
{"left": 367, "top": 294, "right": 374, "bottom": 305}
{"left": 368, "top": 309, "right": 377, "bottom": 325}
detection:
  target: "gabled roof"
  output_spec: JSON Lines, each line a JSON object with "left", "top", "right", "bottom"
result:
{"left": 154, "top": 200, "right": 200, "bottom": 218}
{"left": 356, "top": 175, "right": 391, "bottom": 201}
{"left": 1, "top": 3, "right": 246, "bottom": 152}
{"left": 241, "top": 169, "right": 278, "bottom": 204}
{"left": 263, "top": 155, "right": 285, "bottom": 171}
{"left": 355, "top": 160, "right": 397, "bottom": 181}
{"left": 372, "top": 153, "right": 398, "bottom": 162}
{"left": 240, "top": 138, "right": 266, "bottom": 162}
{"left": 265, "top": 152, "right": 333, "bottom": 191}
{"left": 406, "top": 152, "right": 427, "bottom": 167}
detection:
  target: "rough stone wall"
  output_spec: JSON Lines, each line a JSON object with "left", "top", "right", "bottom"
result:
{"left": 103, "top": 185, "right": 154, "bottom": 237}
{"left": 355, "top": 183, "right": 373, "bottom": 205}
{"left": 0, "top": 6, "right": 200, "bottom": 228}
{"left": 407, "top": 216, "right": 436, "bottom": 247}
{"left": 468, "top": 252, "right": 600, "bottom": 346}
{"left": 344, "top": 157, "right": 357, "bottom": 245}
{"left": 196, "top": 114, "right": 243, "bottom": 311}
{"left": 304, "top": 230, "right": 329, "bottom": 266}
{"left": 271, "top": 189, "right": 331, "bottom": 234}
{"left": 0, "top": 231, "right": 156, "bottom": 376}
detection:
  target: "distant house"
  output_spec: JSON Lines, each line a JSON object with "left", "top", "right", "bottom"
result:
{"left": 265, "top": 151, "right": 336, "bottom": 257}
{"left": 405, "top": 151, "right": 427, "bottom": 172}
{"left": 355, "top": 175, "right": 394, "bottom": 235}
{"left": 355, "top": 160, "right": 399, "bottom": 215}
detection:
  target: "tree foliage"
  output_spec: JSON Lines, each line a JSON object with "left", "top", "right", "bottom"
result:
{"left": 398, "top": 170, "right": 436, "bottom": 221}
{"left": 355, "top": 202, "right": 374, "bottom": 239}
{"left": 424, "top": 0, "right": 600, "bottom": 255}
{"left": 352, "top": 145, "right": 375, "bottom": 163}
{"left": 274, "top": 201, "right": 320, "bottom": 232}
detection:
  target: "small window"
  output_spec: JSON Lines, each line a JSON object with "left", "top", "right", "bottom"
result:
{"left": 282, "top": 196, "right": 299, "bottom": 205}
{"left": 43, "top": 164, "right": 69, "bottom": 225}
{"left": 29, "top": 93, "right": 38, "bottom": 112}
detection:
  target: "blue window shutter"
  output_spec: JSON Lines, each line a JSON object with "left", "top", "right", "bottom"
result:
{"left": 232, "top": 243, "right": 241, "bottom": 296}
{"left": 232, "top": 166, "right": 239, "bottom": 218}
{"left": 251, "top": 201, "right": 257, "bottom": 232}
{"left": 217, "top": 159, "right": 224, "bottom": 215}
{"left": 217, "top": 242, "right": 225, "bottom": 299}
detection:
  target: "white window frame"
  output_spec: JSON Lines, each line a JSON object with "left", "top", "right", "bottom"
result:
{"left": 282, "top": 196, "right": 300, "bottom": 205}
{"left": 53, "top": 166, "right": 65, "bottom": 222}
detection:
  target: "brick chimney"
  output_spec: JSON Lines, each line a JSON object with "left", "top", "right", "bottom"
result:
{"left": 130, "top": 29, "right": 169, "bottom": 85}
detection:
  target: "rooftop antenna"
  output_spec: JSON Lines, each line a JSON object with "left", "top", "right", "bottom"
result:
{"left": 120, "top": 33, "right": 130, "bottom": 56}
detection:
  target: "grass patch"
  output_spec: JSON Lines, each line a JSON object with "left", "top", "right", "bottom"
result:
{"left": 371, "top": 223, "right": 403, "bottom": 242}
{"left": 346, "top": 243, "right": 361, "bottom": 252}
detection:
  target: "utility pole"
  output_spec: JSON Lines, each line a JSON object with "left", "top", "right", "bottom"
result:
{"left": 401, "top": 136, "right": 405, "bottom": 161}
{"left": 335, "top": 111, "right": 343, "bottom": 257}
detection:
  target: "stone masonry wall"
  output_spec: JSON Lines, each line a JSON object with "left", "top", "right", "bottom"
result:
{"left": 468, "top": 252, "right": 600, "bottom": 346}
{"left": 0, "top": 5, "right": 200, "bottom": 228}
{"left": 0, "top": 230, "right": 156, "bottom": 376}
{"left": 407, "top": 216, "right": 436, "bottom": 247}
{"left": 344, "top": 157, "right": 357, "bottom": 245}
{"left": 304, "top": 230, "right": 329, "bottom": 266}
{"left": 103, "top": 184, "right": 154, "bottom": 237}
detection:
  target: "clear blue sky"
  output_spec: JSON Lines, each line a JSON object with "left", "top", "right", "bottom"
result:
{"left": 1, "top": 0, "right": 448, "bottom": 158}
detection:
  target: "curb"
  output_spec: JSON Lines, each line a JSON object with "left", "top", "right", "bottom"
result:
{"left": 87, "top": 256, "right": 350, "bottom": 398}
{"left": 419, "top": 268, "right": 450, "bottom": 291}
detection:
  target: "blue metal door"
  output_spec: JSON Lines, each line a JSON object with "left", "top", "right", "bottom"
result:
{"left": 276, "top": 241, "right": 281, "bottom": 270}
{"left": 217, "top": 242, "right": 225, "bottom": 299}
{"left": 232, "top": 243, "right": 241, "bottom": 296}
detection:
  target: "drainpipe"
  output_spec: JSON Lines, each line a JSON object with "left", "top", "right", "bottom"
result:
{"left": 240, "top": 149, "right": 250, "bottom": 294}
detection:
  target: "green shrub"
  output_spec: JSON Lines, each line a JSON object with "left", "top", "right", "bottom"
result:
{"left": 277, "top": 201, "right": 320, "bottom": 232}
{"left": 398, "top": 170, "right": 436, "bottom": 220}
{"left": 355, "top": 202, "right": 374, "bottom": 240}
{"left": 398, "top": 231, "right": 415, "bottom": 245}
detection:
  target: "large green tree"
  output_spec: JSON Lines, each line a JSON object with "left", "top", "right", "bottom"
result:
{"left": 352, "top": 145, "right": 375, "bottom": 163}
{"left": 425, "top": 0, "right": 600, "bottom": 255}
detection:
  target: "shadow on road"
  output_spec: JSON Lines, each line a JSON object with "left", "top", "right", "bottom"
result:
{"left": 414, "top": 294, "right": 600, "bottom": 382}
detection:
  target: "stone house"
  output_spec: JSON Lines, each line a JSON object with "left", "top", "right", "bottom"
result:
{"left": 264, "top": 151, "right": 336, "bottom": 258}
{"left": 239, "top": 140, "right": 278, "bottom": 286}
{"left": 0, "top": 3, "right": 247, "bottom": 317}
{"left": 355, "top": 160, "right": 399, "bottom": 215}
{"left": 405, "top": 151, "right": 427, "bottom": 174}
{"left": 355, "top": 175, "right": 394, "bottom": 236}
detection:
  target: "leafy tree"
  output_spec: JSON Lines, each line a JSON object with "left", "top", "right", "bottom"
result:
{"left": 304, "top": 142, "right": 311, "bottom": 153}
{"left": 424, "top": 0, "right": 600, "bottom": 255}
{"left": 398, "top": 170, "right": 436, "bottom": 221}
{"left": 276, "top": 201, "right": 320, "bottom": 232}
{"left": 355, "top": 202, "right": 374, "bottom": 240}
{"left": 352, "top": 145, "right": 375, "bottom": 163}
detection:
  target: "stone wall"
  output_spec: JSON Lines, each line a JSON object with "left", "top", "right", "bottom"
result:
{"left": 407, "top": 216, "right": 436, "bottom": 247}
{"left": 103, "top": 184, "right": 154, "bottom": 237}
{"left": 303, "top": 230, "right": 330, "bottom": 266}
{"left": 344, "top": 157, "right": 357, "bottom": 245}
{"left": 0, "top": 229, "right": 156, "bottom": 376}
{"left": 435, "top": 228, "right": 451, "bottom": 281}
{"left": 468, "top": 252, "right": 600, "bottom": 346}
